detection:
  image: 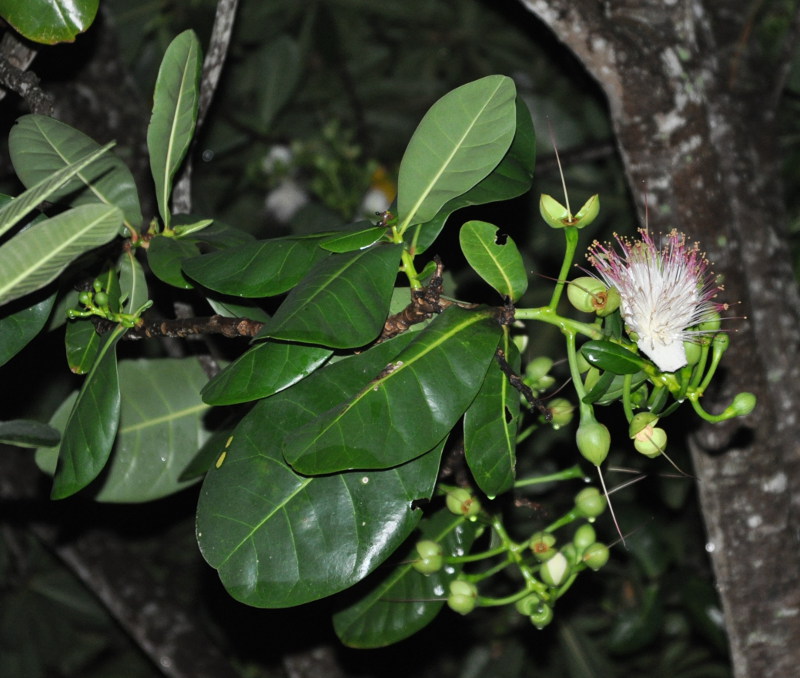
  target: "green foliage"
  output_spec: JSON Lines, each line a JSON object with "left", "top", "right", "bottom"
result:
{"left": 0, "top": 0, "right": 98, "bottom": 44}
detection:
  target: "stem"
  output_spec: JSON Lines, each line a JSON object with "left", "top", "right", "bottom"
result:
{"left": 514, "top": 464, "right": 587, "bottom": 488}
{"left": 478, "top": 588, "right": 534, "bottom": 607}
{"left": 622, "top": 373, "right": 634, "bottom": 421}
{"left": 548, "top": 226, "right": 580, "bottom": 310}
{"left": 446, "top": 544, "right": 508, "bottom": 564}
{"left": 514, "top": 306, "right": 603, "bottom": 340}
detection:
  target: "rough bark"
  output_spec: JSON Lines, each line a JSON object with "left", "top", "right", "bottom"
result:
{"left": 517, "top": 2, "right": 800, "bottom": 676}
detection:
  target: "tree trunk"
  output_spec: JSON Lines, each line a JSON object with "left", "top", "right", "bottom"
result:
{"left": 517, "top": 2, "right": 800, "bottom": 676}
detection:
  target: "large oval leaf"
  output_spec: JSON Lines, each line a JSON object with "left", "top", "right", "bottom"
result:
{"left": 182, "top": 236, "right": 330, "bottom": 297}
{"left": 201, "top": 341, "right": 332, "bottom": 405}
{"left": 255, "top": 243, "right": 402, "bottom": 348}
{"left": 284, "top": 306, "right": 502, "bottom": 475}
{"left": 397, "top": 75, "right": 516, "bottom": 230}
{"left": 196, "top": 334, "right": 443, "bottom": 607}
{"left": 406, "top": 96, "right": 535, "bottom": 254}
{"left": 459, "top": 220, "right": 528, "bottom": 301}
{"left": 9, "top": 115, "right": 142, "bottom": 230}
{"left": 147, "top": 29, "right": 202, "bottom": 228}
{"left": 580, "top": 339, "right": 646, "bottom": 375}
{"left": 463, "top": 333, "right": 521, "bottom": 498}
{"left": 333, "top": 508, "right": 478, "bottom": 648}
{"left": 0, "top": 289, "right": 55, "bottom": 368}
{"left": 0, "top": 204, "right": 122, "bottom": 307}
{"left": 39, "top": 358, "right": 212, "bottom": 502}
{"left": 0, "top": 419, "right": 60, "bottom": 448}
{"left": 51, "top": 326, "right": 125, "bottom": 499}
{"left": 0, "top": 0, "right": 98, "bottom": 44}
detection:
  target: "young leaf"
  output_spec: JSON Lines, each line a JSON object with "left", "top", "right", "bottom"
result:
{"left": 333, "top": 508, "right": 479, "bottom": 648}
{"left": 182, "top": 236, "right": 331, "bottom": 297}
{"left": 147, "top": 29, "right": 202, "bottom": 228}
{"left": 580, "top": 340, "right": 646, "bottom": 375}
{"left": 284, "top": 306, "right": 502, "bottom": 475}
{"left": 406, "top": 96, "right": 535, "bottom": 254}
{"left": 118, "top": 249, "right": 148, "bottom": 313}
{"left": 196, "top": 335, "right": 442, "bottom": 608}
{"left": 9, "top": 115, "right": 142, "bottom": 230}
{"left": 463, "top": 334, "right": 521, "bottom": 498}
{"left": 201, "top": 341, "right": 332, "bottom": 405}
{"left": 51, "top": 326, "right": 125, "bottom": 499}
{"left": 255, "top": 244, "right": 402, "bottom": 348}
{"left": 0, "top": 290, "right": 56, "bottom": 368}
{"left": 0, "top": 204, "right": 122, "bottom": 307}
{"left": 459, "top": 220, "right": 528, "bottom": 301}
{"left": 397, "top": 75, "right": 516, "bottom": 230}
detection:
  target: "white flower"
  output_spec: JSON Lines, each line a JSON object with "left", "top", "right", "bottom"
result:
{"left": 587, "top": 229, "right": 724, "bottom": 372}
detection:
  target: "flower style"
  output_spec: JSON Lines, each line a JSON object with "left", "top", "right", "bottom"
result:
{"left": 587, "top": 229, "right": 724, "bottom": 372}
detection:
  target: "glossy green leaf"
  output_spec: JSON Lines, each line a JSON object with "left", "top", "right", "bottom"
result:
{"left": 397, "top": 75, "right": 516, "bottom": 229}
{"left": 201, "top": 341, "right": 332, "bottom": 405}
{"left": 580, "top": 340, "right": 646, "bottom": 375}
{"left": 459, "top": 220, "right": 527, "bottom": 301}
{"left": 0, "top": 290, "right": 55, "bottom": 368}
{"left": 0, "top": 142, "right": 113, "bottom": 240}
{"left": 178, "top": 423, "right": 237, "bottom": 481}
{"left": 0, "top": 0, "right": 98, "bottom": 44}
{"left": 583, "top": 370, "right": 648, "bottom": 406}
{"left": 182, "top": 236, "right": 330, "bottom": 297}
{"left": 64, "top": 319, "right": 100, "bottom": 374}
{"left": 51, "top": 326, "right": 124, "bottom": 499}
{"left": 320, "top": 225, "right": 387, "bottom": 253}
{"left": 39, "top": 358, "right": 212, "bottom": 502}
{"left": 0, "top": 204, "right": 122, "bottom": 307}
{"left": 0, "top": 419, "right": 60, "bottom": 448}
{"left": 256, "top": 244, "right": 402, "bottom": 348}
{"left": 205, "top": 295, "right": 270, "bottom": 322}
{"left": 256, "top": 36, "right": 302, "bottom": 130}
{"left": 147, "top": 236, "right": 199, "bottom": 289}
{"left": 9, "top": 115, "right": 142, "bottom": 230}
{"left": 334, "top": 509, "right": 478, "bottom": 648}
{"left": 285, "top": 306, "right": 501, "bottom": 475}
{"left": 117, "top": 249, "right": 148, "bottom": 313}
{"left": 406, "top": 97, "right": 535, "bottom": 254}
{"left": 147, "top": 29, "right": 202, "bottom": 228}
{"left": 196, "top": 335, "right": 443, "bottom": 607}
{"left": 463, "top": 333, "right": 520, "bottom": 498}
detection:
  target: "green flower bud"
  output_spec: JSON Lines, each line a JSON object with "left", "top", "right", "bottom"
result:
{"left": 92, "top": 278, "right": 103, "bottom": 293}
{"left": 712, "top": 332, "right": 730, "bottom": 353}
{"left": 447, "top": 579, "right": 477, "bottom": 615}
{"left": 93, "top": 291, "right": 109, "bottom": 308}
{"left": 596, "top": 286, "right": 621, "bottom": 317}
{"left": 78, "top": 290, "right": 92, "bottom": 306}
{"left": 529, "top": 602, "right": 554, "bottom": 629}
{"left": 573, "top": 194, "right": 600, "bottom": 229}
{"left": 515, "top": 592, "right": 541, "bottom": 616}
{"left": 633, "top": 426, "right": 667, "bottom": 458}
{"left": 697, "top": 311, "right": 722, "bottom": 332}
{"left": 576, "top": 420, "right": 610, "bottom": 466}
{"left": 547, "top": 398, "right": 574, "bottom": 429}
{"left": 729, "top": 392, "right": 757, "bottom": 417}
{"left": 540, "top": 551, "right": 570, "bottom": 587}
{"left": 628, "top": 412, "right": 659, "bottom": 438}
{"left": 683, "top": 340, "right": 702, "bottom": 366}
{"left": 530, "top": 531, "right": 557, "bottom": 562}
{"left": 574, "top": 487, "right": 607, "bottom": 518}
{"left": 412, "top": 540, "right": 443, "bottom": 575}
{"left": 559, "top": 543, "right": 578, "bottom": 566}
{"left": 573, "top": 523, "right": 596, "bottom": 552}
{"left": 526, "top": 356, "right": 553, "bottom": 382}
{"left": 582, "top": 542, "right": 610, "bottom": 571}
{"left": 567, "top": 277, "right": 608, "bottom": 313}
{"left": 446, "top": 488, "right": 481, "bottom": 518}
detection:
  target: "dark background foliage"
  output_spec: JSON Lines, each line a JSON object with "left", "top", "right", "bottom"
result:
{"left": 2, "top": 1, "right": 797, "bottom": 676}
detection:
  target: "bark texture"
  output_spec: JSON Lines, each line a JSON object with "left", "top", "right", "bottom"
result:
{"left": 517, "top": 2, "right": 800, "bottom": 676}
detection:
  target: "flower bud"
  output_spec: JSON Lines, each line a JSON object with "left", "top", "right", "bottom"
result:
{"left": 447, "top": 579, "right": 477, "bottom": 615}
{"left": 574, "top": 487, "right": 607, "bottom": 518}
{"left": 574, "top": 194, "right": 600, "bottom": 229}
{"left": 567, "top": 277, "right": 608, "bottom": 313}
{"left": 547, "top": 398, "right": 574, "bottom": 429}
{"left": 446, "top": 488, "right": 481, "bottom": 518}
{"left": 712, "top": 332, "right": 730, "bottom": 353}
{"left": 573, "top": 524, "right": 596, "bottom": 552}
{"left": 683, "top": 339, "right": 702, "bottom": 366}
{"left": 412, "top": 540, "right": 443, "bottom": 575}
{"left": 582, "top": 542, "right": 610, "bottom": 571}
{"left": 576, "top": 420, "right": 610, "bottom": 466}
{"left": 526, "top": 356, "right": 553, "bottom": 382}
{"left": 559, "top": 543, "right": 578, "bottom": 566}
{"left": 696, "top": 311, "right": 722, "bottom": 332}
{"left": 515, "top": 593, "right": 541, "bottom": 616}
{"left": 633, "top": 426, "right": 667, "bottom": 458}
{"left": 539, "top": 194, "right": 571, "bottom": 229}
{"left": 529, "top": 602, "right": 554, "bottom": 629}
{"left": 729, "top": 392, "right": 757, "bottom": 417}
{"left": 540, "top": 551, "right": 570, "bottom": 587}
{"left": 78, "top": 290, "right": 92, "bottom": 306}
{"left": 530, "top": 531, "right": 557, "bottom": 562}
{"left": 628, "top": 412, "right": 659, "bottom": 438}
{"left": 596, "top": 286, "right": 621, "bottom": 317}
